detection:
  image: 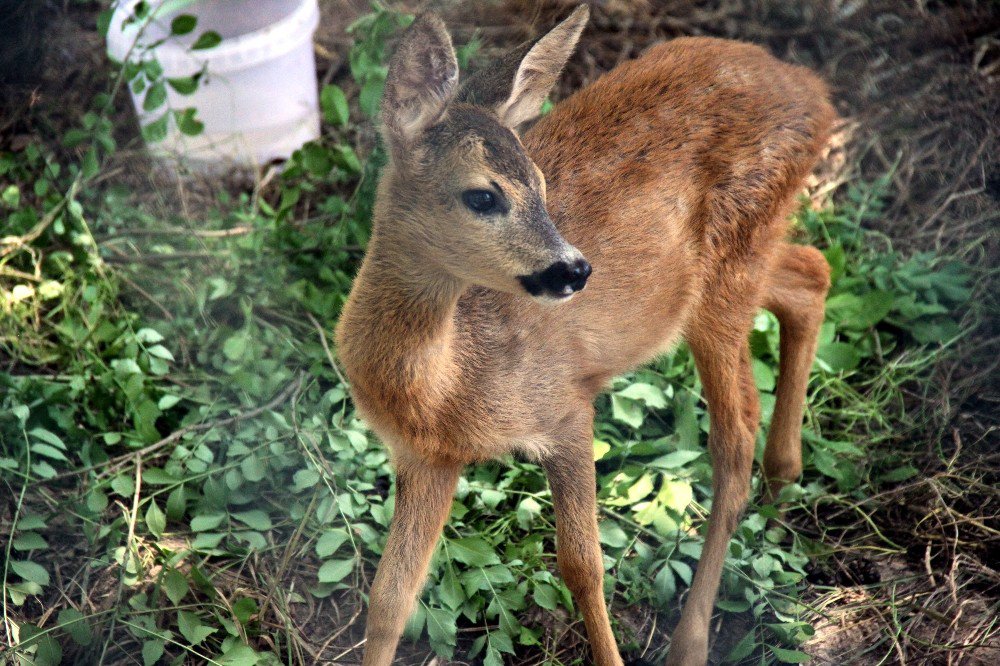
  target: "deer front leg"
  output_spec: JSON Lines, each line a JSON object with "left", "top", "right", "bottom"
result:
{"left": 542, "top": 415, "right": 624, "bottom": 666}
{"left": 362, "top": 457, "right": 462, "bottom": 666}
{"left": 667, "top": 336, "right": 757, "bottom": 666}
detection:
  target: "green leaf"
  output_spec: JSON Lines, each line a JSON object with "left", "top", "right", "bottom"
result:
{"left": 515, "top": 497, "right": 541, "bottom": 529}
{"left": 752, "top": 358, "right": 776, "bottom": 392}
{"left": 191, "top": 31, "right": 222, "bottom": 50}
{"left": 143, "top": 80, "right": 167, "bottom": 112}
{"left": 489, "top": 621, "right": 517, "bottom": 652}
{"left": 11, "top": 560, "right": 50, "bottom": 586}
{"left": 879, "top": 465, "right": 919, "bottom": 483}
{"left": 403, "top": 603, "right": 425, "bottom": 641}
{"left": 17, "top": 514, "right": 46, "bottom": 531}
{"left": 31, "top": 634, "right": 61, "bottom": 665}
{"left": 58, "top": 607, "right": 92, "bottom": 646}
{"left": 300, "top": 143, "right": 332, "bottom": 177}
{"left": 97, "top": 8, "right": 113, "bottom": 37}
{"left": 175, "top": 108, "right": 204, "bottom": 136}
{"left": 166, "top": 485, "right": 186, "bottom": 520}
{"left": 316, "top": 529, "right": 349, "bottom": 557}
{"left": 158, "top": 394, "right": 181, "bottom": 410}
{"left": 770, "top": 646, "right": 811, "bottom": 663}
{"left": 146, "top": 500, "right": 167, "bottom": 537}
{"left": 670, "top": 559, "right": 693, "bottom": 586}
{"left": 142, "top": 113, "right": 169, "bottom": 143}
{"left": 32, "top": 461, "right": 57, "bottom": 480}
{"left": 816, "top": 341, "right": 861, "bottom": 372}
{"left": 827, "top": 290, "right": 894, "bottom": 329}
{"left": 438, "top": 567, "right": 465, "bottom": 609}
{"left": 752, "top": 554, "right": 776, "bottom": 579}
{"left": 170, "top": 14, "right": 197, "bottom": 35}
{"left": 533, "top": 583, "right": 560, "bottom": 610}
{"left": 231, "top": 510, "right": 272, "bottom": 531}
{"left": 650, "top": 450, "right": 702, "bottom": 469}
{"left": 317, "top": 558, "right": 355, "bottom": 583}
{"left": 1, "top": 184, "right": 20, "bottom": 207}
{"left": 657, "top": 478, "right": 693, "bottom": 513}
{"left": 811, "top": 446, "right": 844, "bottom": 482}
{"left": 725, "top": 629, "right": 757, "bottom": 662}
{"left": 593, "top": 438, "right": 611, "bottom": 461}
{"left": 178, "top": 610, "right": 217, "bottom": 646}
{"left": 142, "top": 638, "right": 165, "bottom": 666}
{"left": 611, "top": 394, "right": 644, "bottom": 429}
{"left": 12, "top": 404, "right": 29, "bottom": 423}
{"left": 320, "top": 84, "right": 349, "bottom": 127}
{"left": 654, "top": 564, "right": 676, "bottom": 605}
{"left": 425, "top": 606, "right": 457, "bottom": 652}
{"left": 29, "top": 443, "right": 68, "bottom": 462}
{"left": 331, "top": 144, "right": 362, "bottom": 173}
{"left": 292, "top": 468, "right": 320, "bottom": 491}
{"left": 448, "top": 536, "right": 500, "bottom": 567}
{"left": 232, "top": 597, "right": 258, "bottom": 625}
{"left": 217, "top": 643, "right": 260, "bottom": 666}
{"left": 359, "top": 77, "right": 385, "bottom": 118}
{"left": 190, "top": 512, "right": 226, "bottom": 531}
{"left": 136, "top": 328, "right": 165, "bottom": 343}
{"left": 624, "top": 473, "right": 655, "bottom": 504}
{"left": 162, "top": 568, "right": 189, "bottom": 605}
{"left": 241, "top": 454, "right": 266, "bottom": 482}
{"left": 824, "top": 243, "right": 846, "bottom": 284}
{"left": 484, "top": 645, "right": 503, "bottom": 666}
{"left": 717, "top": 598, "right": 751, "bottom": 613}
{"left": 167, "top": 75, "right": 199, "bottom": 94}
{"left": 598, "top": 521, "right": 629, "bottom": 548}
{"left": 146, "top": 344, "right": 175, "bottom": 361}
{"left": 12, "top": 532, "right": 48, "bottom": 551}
{"left": 617, "top": 382, "right": 667, "bottom": 408}
{"left": 192, "top": 532, "right": 226, "bottom": 550}
{"left": 29, "top": 428, "right": 66, "bottom": 449}
{"left": 223, "top": 333, "right": 248, "bottom": 360}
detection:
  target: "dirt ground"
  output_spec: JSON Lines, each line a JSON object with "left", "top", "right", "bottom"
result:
{"left": 321, "top": 1, "right": 1000, "bottom": 663}
{"left": 2, "top": 0, "right": 997, "bottom": 664}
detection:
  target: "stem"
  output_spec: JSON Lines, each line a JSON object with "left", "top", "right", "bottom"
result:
{"left": 2, "top": 426, "right": 32, "bottom": 647}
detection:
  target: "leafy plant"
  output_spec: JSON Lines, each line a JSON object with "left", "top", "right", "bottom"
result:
{"left": 0, "top": 5, "right": 977, "bottom": 665}
{"left": 106, "top": 4, "right": 215, "bottom": 143}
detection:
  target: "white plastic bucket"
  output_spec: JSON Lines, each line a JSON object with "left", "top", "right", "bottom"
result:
{"left": 106, "top": 0, "right": 321, "bottom": 171}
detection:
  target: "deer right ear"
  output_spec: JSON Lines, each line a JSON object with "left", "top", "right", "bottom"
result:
{"left": 458, "top": 5, "right": 589, "bottom": 129}
{"left": 381, "top": 14, "right": 459, "bottom": 154}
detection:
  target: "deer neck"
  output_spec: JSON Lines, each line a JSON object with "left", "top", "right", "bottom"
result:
{"left": 337, "top": 225, "right": 465, "bottom": 411}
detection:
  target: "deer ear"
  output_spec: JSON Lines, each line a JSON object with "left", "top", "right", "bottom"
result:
{"left": 381, "top": 14, "right": 459, "bottom": 152}
{"left": 459, "top": 5, "right": 588, "bottom": 129}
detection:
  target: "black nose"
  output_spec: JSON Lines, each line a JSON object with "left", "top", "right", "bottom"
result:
{"left": 518, "top": 258, "right": 592, "bottom": 298}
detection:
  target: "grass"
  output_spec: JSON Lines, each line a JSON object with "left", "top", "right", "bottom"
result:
{"left": 1, "top": 4, "right": 995, "bottom": 666}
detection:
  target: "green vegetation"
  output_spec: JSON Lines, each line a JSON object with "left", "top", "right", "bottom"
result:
{"left": 0, "top": 6, "right": 982, "bottom": 666}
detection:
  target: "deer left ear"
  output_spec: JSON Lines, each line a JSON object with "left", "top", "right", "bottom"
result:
{"left": 381, "top": 13, "right": 459, "bottom": 155}
{"left": 459, "top": 5, "right": 589, "bottom": 129}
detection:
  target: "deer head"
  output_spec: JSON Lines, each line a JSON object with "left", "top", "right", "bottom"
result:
{"left": 376, "top": 6, "right": 591, "bottom": 302}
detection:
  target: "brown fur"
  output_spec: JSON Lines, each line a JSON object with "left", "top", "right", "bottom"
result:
{"left": 336, "top": 7, "right": 834, "bottom": 665}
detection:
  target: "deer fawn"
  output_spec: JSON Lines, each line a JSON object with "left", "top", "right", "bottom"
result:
{"left": 336, "top": 5, "right": 834, "bottom": 665}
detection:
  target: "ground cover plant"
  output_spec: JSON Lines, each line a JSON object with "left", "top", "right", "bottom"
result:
{"left": 2, "top": 1, "right": 997, "bottom": 665}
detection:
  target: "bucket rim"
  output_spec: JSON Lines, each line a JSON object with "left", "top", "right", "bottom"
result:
{"left": 106, "top": 0, "right": 319, "bottom": 74}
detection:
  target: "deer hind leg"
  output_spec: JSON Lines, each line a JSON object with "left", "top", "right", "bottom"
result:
{"left": 667, "top": 316, "right": 760, "bottom": 666}
{"left": 541, "top": 409, "right": 624, "bottom": 666}
{"left": 362, "top": 457, "right": 462, "bottom": 666}
{"left": 761, "top": 243, "right": 830, "bottom": 502}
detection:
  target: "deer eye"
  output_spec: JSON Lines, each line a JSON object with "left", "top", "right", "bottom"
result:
{"left": 461, "top": 189, "right": 498, "bottom": 214}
